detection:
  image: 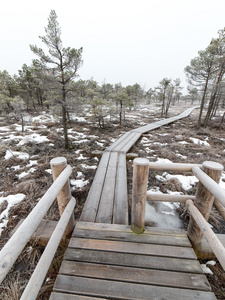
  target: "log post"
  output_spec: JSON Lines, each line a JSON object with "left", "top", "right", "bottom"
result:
{"left": 50, "top": 157, "right": 75, "bottom": 236}
{"left": 187, "top": 161, "right": 223, "bottom": 249}
{"left": 131, "top": 158, "right": 149, "bottom": 234}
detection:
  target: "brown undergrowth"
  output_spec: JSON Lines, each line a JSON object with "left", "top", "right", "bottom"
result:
{"left": 0, "top": 104, "right": 224, "bottom": 298}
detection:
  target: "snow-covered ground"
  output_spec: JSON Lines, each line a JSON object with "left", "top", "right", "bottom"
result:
{"left": 0, "top": 106, "right": 224, "bottom": 239}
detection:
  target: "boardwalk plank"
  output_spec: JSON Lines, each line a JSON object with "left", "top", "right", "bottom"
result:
{"left": 68, "top": 237, "right": 196, "bottom": 259}
{"left": 64, "top": 248, "right": 203, "bottom": 273}
{"left": 72, "top": 228, "right": 191, "bottom": 247}
{"left": 75, "top": 221, "right": 187, "bottom": 236}
{"left": 53, "top": 275, "right": 216, "bottom": 300}
{"left": 59, "top": 261, "right": 211, "bottom": 291}
{"left": 80, "top": 151, "right": 110, "bottom": 222}
{"left": 113, "top": 153, "right": 128, "bottom": 224}
{"left": 95, "top": 152, "right": 118, "bottom": 223}
{"left": 50, "top": 292, "right": 103, "bottom": 299}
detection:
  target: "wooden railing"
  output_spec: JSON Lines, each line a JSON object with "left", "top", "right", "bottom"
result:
{"left": 0, "top": 157, "right": 75, "bottom": 299}
{"left": 131, "top": 158, "right": 225, "bottom": 270}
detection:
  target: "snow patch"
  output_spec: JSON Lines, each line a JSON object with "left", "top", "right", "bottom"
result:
{"left": 5, "top": 150, "right": 29, "bottom": 160}
{"left": 0, "top": 193, "right": 26, "bottom": 235}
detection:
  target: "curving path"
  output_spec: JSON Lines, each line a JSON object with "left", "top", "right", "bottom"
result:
{"left": 80, "top": 106, "right": 198, "bottom": 225}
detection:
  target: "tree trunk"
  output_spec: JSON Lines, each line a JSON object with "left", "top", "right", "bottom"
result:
{"left": 198, "top": 74, "right": 210, "bottom": 128}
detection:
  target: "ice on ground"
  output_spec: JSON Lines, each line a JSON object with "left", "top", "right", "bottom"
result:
{"left": 5, "top": 150, "right": 29, "bottom": 160}
{"left": 189, "top": 137, "right": 210, "bottom": 147}
{"left": 0, "top": 193, "right": 26, "bottom": 235}
{"left": 145, "top": 202, "right": 182, "bottom": 229}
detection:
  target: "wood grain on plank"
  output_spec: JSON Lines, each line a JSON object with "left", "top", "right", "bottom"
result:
{"left": 68, "top": 237, "right": 196, "bottom": 259}
{"left": 59, "top": 261, "right": 211, "bottom": 291}
{"left": 72, "top": 228, "right": 191, "bottom": 247}
{"left": 53, "top": 275, "right": 216, "bottom": 300}
{"left": 64, "top": 248, "right": 203, "bottom": 273}
{"left": 113, "top": 153, "right": 128, "bottom": 225}
{"left": 95, "top": 152, "right": 118, "bottom": 223}
{"left": 79, "top": 151, "right": 110, "bottom": 222}
{"left": 50, "top": 292, "right": 104, "bottom": 300}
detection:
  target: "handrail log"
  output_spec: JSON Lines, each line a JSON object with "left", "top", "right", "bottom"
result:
{"left": 0, "top": 165, "right": 72, "bottom": 284}
{"left": 20, "top": 197, "right": 76, "bottom": 300}
{"left": 50, "top": 157, "right": 75, "bottom": 236}
{"left": 148, "top": 162, "right": 201, "bottom": 172}
{"left": 188, "top": 162, "right": 223, "bottom": 246}
{"left": 192, "top": 165, "right": 225, "bottom": 207}
{"left": 147, "top": 192, "right": 195, "bottom": 202}
{"left": 186, "top": 199, "right": 225, "bottom": 270}
{"left": 131, "top": 158, "right": 149, "bottom": 234}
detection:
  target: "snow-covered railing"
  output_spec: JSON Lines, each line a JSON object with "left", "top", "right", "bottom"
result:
{"left": 0, "top": 157, "right": 75, "bottom": 299}
{"left": 131, "top": 158, "right": 225, "bottom": 270}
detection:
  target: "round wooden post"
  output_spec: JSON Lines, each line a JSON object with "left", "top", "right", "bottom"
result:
{"left": 131, "top": 158, "right": 149, "bottom": 234}
{"left": 50, "top": 157, "right": 75, "bottom": 236}
{"left": 187, "top": 161, "right": 223, "bottom": 249}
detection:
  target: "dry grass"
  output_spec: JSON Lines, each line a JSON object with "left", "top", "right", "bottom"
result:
{"left": 0, "top": 105, "right": 224, "bottom": 298}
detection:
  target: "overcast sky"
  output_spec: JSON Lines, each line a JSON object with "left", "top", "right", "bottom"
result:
{"left": 1, "top": 0, "right": 225, "bottom": 93}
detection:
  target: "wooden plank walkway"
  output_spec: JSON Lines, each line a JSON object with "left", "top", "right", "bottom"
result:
{"left": 50, "top": 222, "right": 216, "bottom": 300}
{"left": 80, "top": 106, "right": 198, "bottom": 225}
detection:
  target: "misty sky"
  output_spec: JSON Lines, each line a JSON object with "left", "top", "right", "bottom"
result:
{"left": 1, "top": 0, "right": 225, "bottom": 93}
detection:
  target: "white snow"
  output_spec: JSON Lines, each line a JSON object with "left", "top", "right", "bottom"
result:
{"left": 145, "top": 202, "right": 182, "bottom": 229}
{"left": 5, "top": 150, "right": 29, "bottom": 160}
{"left": 200, "top": 260, "right": 216, "bottom": 274}
{"left": 156, "top": 172, "right": 198, "bottom": 191}
{"left": 178, "top": 141, "right": 189, "bottom": 145}
{"left": 70, "top": 179, "right": 89, "bottom": 188}
{"left": 189, "top": 137, "right": 210, "bottom": 147}
{"left": 0, "top": 193, "right": 26, "bottom": 235}
{"left": 80, "top": 164, "right": 97, "bottom": 170}
{"left": 77, "top": 153, "right": 88, "bottom": 160}
{"left": 18, "top": 133, "right": 49, "bottom": 145}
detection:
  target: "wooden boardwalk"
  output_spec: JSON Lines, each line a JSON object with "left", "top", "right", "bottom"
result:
{"left": 80, "top": 107, "right": 198, "bottom": 225}
{"left": 50, "top": 106, "right": 217, "bottom": 299}
{"left": 50, "top": 222, "right": 215, "bottom": 299}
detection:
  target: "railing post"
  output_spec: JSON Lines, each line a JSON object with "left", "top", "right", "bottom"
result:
{"left": 50, "top": 157, "right": 75, "bottom": 236}
{"left": 131, "top": 158, "right": 149, "bottom": 234}
{"left": 187, "top": 161, "right": 223, "bottom": 249}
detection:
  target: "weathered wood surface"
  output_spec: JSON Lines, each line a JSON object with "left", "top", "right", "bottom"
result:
{"left": 186, "top": 199, "right": 225, "bottom": 270}
{"left": 131, "top": 158, "right": 149, "bottom": 233}
{"left": 68, "top": 237, "right": 196, "bottom": 259}
{"left": 0, "top": 165, "right": 72, "bottom": 284}
{"left": 50, "top": 221, "right": 215, "bottom": 299}
{"left": 80, "top": 107, "right": 197, "bottom": 225}
{"left": 72, "top": 228, "right": 191, "bottom": 247}
{"left": 113, "top": 153, "right": 128, "bottom": 224}
{"left": 188, "top": 161, "right": 224, "bottom": 246}
{"left": 20, "top": 197, "right": 76, "bottom": 300}
{"left": 197, "top": 234, "right": 225, "bottom": 260}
